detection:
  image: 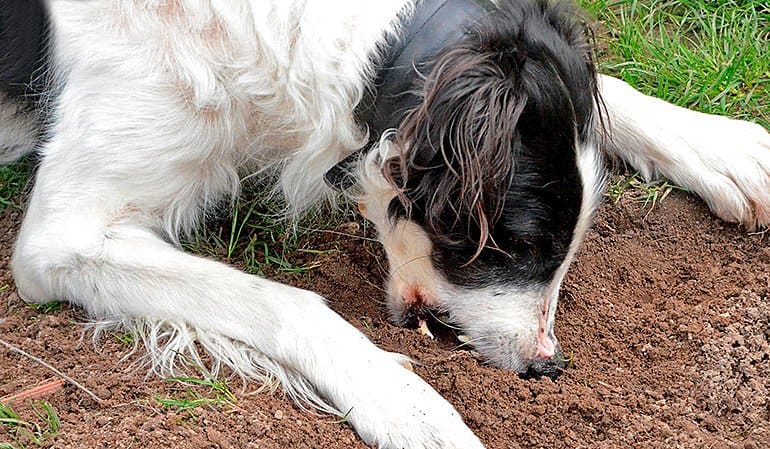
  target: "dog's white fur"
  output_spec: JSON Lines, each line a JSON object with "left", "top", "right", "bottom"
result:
{"left": 2, "top": 1, "right": 770, "bottom": 448}
{"left": 598, "top": 75, "right": 770, "bottom": 228}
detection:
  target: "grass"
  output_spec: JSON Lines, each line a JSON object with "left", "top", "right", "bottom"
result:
{"left": 606, "top": 173, "right": 688, "bottom": 207}
{"left": 111, "top": 331, "right": 135, "bottom": 345}
{"left": 0, "top": 163, "right": 30, "bottom": 213}
{"left": 581, "top": 0, "right": 769, "bottom": 128}
{"left": 25, "top": 302, "right": 64, "bottom": 322}
{"left": 581, "top": 0, "right": 769, "bottom": 209}
{"left": 333, "top": 406, "right": 355, "bottom": 425}
{"left": 184, "top": 194, "right": 344, "bottom": 277}
{"left": 0, "top": 401, "right": 60, "bottom": 449}
{"left": 155, "top": 376, "right": 238, "bottom": 419}
{"left": 25, "top": 302, "right": 62, "bottom": 315}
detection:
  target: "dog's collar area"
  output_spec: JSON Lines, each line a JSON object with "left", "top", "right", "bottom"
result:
{"left": 324, "top": 0, "right": 498, "bottom": 191}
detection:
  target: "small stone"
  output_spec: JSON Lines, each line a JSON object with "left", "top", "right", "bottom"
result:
{"left": 274, "top": 410, "right": 284, "bottom": 420}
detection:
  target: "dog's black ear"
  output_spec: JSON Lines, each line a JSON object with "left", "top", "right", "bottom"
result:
{"left": 386, "top": 41, "right": 530, "bottom": 261}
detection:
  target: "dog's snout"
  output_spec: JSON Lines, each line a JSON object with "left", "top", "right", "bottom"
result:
{"left": 394, "top": 284, "right": 440, "bottom": 329}
{"left": 401, "top": 284, "right": 428, "bottom": 306}
{"left": 519, "top": 355, "right": 567, "bottom": 381}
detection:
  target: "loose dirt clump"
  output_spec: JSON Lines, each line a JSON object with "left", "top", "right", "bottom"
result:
{"left": 1, "top": 187, "right": 768, "bottom": 448}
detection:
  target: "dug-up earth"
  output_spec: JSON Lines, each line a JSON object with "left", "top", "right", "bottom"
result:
{"left": 1, "top": 184, "right": 768, "bottom": 449}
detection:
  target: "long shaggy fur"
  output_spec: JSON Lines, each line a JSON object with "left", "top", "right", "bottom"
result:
{"left": 87, "top": 317, "right": 339, "bottom": 415}
{"left": 389, "top": 43, "right": 526, "bottom": 261}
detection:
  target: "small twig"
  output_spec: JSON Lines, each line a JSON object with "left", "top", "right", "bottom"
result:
{"left": 1, "top": 378, "right": 65, "bottom": 403}
{"left": 0, "top": 337, "right": 104, "bottom": 405}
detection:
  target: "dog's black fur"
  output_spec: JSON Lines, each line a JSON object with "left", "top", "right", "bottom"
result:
{"left": 0, "top": 0, "right": 50, "bottom": 106}
{"left": 386, "top": 0, "right": 598, "bottom": 289}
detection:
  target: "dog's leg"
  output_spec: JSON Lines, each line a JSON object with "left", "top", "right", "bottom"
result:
{"left": 12, "top": 173, "right": 483, "bottom": 449}
{"left": 8, "top": 88, "right": 483, "bottom": 449}
{"left": 598, "top": 74, "right": 770, "bottom": 229}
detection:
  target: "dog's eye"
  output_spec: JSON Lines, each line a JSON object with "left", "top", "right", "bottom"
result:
{"left": 509, "top": 236, "right": 543, "bottom": 259}
{"left": 527, "top": 243, "right": 540, "bottom": 258}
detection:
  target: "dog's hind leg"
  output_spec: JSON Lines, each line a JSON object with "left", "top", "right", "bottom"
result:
{"left": 598, "top": 74, "right": 770, "bottom": 229}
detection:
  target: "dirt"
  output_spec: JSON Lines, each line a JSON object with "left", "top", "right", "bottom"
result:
{"left": 1, "top": 184, "right": 769, "bottom": 449}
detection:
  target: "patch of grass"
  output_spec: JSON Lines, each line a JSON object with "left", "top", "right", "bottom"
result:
{"left": 186, "top": 192, "right": 345, "bottom": 277}
{"left": 111, "top": 331, "right": 135, "bottom": 345}
{"left": 155, "top": 376, "right": 237, "bottom": 419}
{"left": 606, "top": 173, "right": 688, "bottom": 213}
{"left": 25, "top": 302, "right": 62, "bottom": 315}
{"left": 605, "top": 173, "right": 637, "bottom": 204}
{"left": 0, "top": 401, "right": 60, "bottom": 448}
{"left": 0, "top": 163, "right": 30, "bottom": 213}
{"left": 581, "top": 0, "right": 769, "bottom": 128}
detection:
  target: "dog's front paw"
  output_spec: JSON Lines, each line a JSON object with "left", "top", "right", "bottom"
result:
{"left": 344, "top": 356, "right": 485, "bottom": 449}
{"left": 601, "top": 75, "right": 770, "bottom": 230}
{"left": 686, "top": 116, "right": 770, "bottom": 229}
{"left": 643, "top": 110, "right": 770, "bottom": 230}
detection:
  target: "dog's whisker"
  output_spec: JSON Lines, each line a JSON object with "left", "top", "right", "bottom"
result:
{"left": 390, "top": 254, "right": 434, "bottom": 276}
{"left": 424, "top": 308, "right": 463, "bottom": 331}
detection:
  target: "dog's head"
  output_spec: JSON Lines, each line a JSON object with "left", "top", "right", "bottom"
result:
{"left": 356, "top": 2, "right": 605, "bottom": 379}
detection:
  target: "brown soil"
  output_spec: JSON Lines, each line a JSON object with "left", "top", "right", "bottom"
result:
{"left": 1, "top": 186, "right": 769, "bottom": 449}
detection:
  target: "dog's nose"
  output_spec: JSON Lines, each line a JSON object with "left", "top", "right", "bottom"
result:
{"left": 519, "top": 355, "right": 567, "bottom": 381}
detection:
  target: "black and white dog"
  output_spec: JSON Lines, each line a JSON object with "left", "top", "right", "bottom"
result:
{"left": 2, "top": 0, "right": 769, "bottom": 447}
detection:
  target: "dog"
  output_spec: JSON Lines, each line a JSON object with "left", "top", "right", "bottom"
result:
{"left": 1, "top": 0, "right": 769, "bottom": 447}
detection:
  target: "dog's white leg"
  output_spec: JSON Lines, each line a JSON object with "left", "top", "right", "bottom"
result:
{"left": 598, "top": 74, "right": 770, "bottom": 229}
{"left": 10, "top": 77, "right": 483, "bottom": 447}
{"left": 11, "top": 177, "right": 483, "bottom": 449}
